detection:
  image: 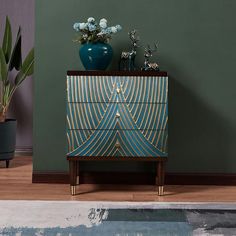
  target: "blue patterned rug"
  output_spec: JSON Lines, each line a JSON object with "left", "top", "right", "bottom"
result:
{"left": 0, "top": 201, "right": 236, "bottom": 235}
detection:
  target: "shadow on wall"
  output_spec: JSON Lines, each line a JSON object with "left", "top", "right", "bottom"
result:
{"left": 9, "top": 88, "right": 31, "bottom": 131}
{"left": 168, "top": 75, "right": 230, "bottom": 173}
{"left": 8, "top": 72, "right": 33, "bottom": 149}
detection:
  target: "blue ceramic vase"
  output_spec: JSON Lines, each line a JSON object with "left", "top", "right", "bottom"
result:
{"left": 79, "top": 42, "right": 113, "bottom": 70}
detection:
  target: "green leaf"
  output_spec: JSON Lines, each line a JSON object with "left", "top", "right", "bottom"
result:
{"left": 3, "top": 81, "right": 11, "bottom": 106}
{"left": 22, "top": 48, "right": 34, "bottom": 76}
{"left": 9, "top": 27, "right": 22, "bottom": 71}
{"left": 0, "top": 47, "right": 7, "bottom": 82}
{"left": 15, "top": 48, "right": 34, "bottom": 86}
{"left": 2, "top": 16, "right": 12, "bottom": 63}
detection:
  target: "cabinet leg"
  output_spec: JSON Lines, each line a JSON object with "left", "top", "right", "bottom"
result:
{"left": 71, "top": 186, "right": 76, "bottom": 195}
{"left": 76, "top": 161, "right": 80, "bottom": 185}
{"left": 6, "top": 160, "right": 10, "bottom": 168}
{"left": 69, "top": 160, "right": 77, "bottom": 195}
{"left": 156, "top": 161, "right": 165, "bottom": 196}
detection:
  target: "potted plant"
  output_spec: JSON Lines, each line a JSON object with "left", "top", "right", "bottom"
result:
{"left": 0, "top": 16, "right": 34, "bottom": 168}
{"left": 73, "top": 17, "right": 122, "bottom": 70}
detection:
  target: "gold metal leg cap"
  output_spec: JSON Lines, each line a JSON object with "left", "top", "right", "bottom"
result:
{"left": 70, "top": 186, "right": 76, "bottom": 196}
{"left": 158, "top": 186, "right": 164, "bottom": 196}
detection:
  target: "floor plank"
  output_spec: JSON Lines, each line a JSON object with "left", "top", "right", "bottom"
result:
{"left": 0, "top": 156, "right": 236, "bottom": 201}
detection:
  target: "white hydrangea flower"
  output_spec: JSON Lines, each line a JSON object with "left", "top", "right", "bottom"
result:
{"left": 111, "top": 26, "right": 117, "bottom": 33}
{"left": 100, "top": 18, "right": 107, "bottom": 23}
{"left": 73, "top": 17, "right": 122, "bottom": 43}
{"left": 79, "top": 23, "right": 87, "bottom": 30}
{"left": 115, "top": 25, "right": 122, "bottom": 31}
{"left": 87, "top": 17, "right": 95, "bottom": 23}
{"left": 99, "top": 21, "right": 107, "bottom": 29}
{"left": 88, "top": 23, "right": 96, "bottom": 31}
{"left": 73, "top": 23, "right": 80, "bottom": 31}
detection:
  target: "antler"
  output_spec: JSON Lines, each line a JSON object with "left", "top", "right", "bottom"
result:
{"left": 154, "top": 43, "right": 158, "bottom": 51}
{"left": 128, "top": 29, "right": 140, "bottom": 48}
{"left": 149, "top": 43, "right": 158, "bottom": 52}
{"left": 128, "top": 30, "right": 136, "bottom": 40}
{"left": 144, "top": 43, "right": 158, "bottom": 56}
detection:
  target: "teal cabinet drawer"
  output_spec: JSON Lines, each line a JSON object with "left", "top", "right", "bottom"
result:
{"left": 67, "top": 130, "right": 168, "bottom": 157}
{"left": 67, "top": 102, "right": 168, "bottom": 130}
{"left": 67, "top": 75, "right": 168, "bottom": 103}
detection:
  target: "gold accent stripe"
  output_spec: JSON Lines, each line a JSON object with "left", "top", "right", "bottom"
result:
{"left": 131, "top": 76, "right": 140, "bottom": 116}
{"left": 66, "top": 132, "right": 71, "bottom": 152}
{"left": 67, "top": 99, "right": 80, "bottom": 147}
{"left": 72, "top": 96, "right": 115, "bottom": 155}
{"left": 151, "top": 78, "right": 165, "bottom": 143}
{"left": 101, "top": 131, "right": 118, "bottom": 156}
{"left": 117, "top": 131, "right": 138, "bottom": 156}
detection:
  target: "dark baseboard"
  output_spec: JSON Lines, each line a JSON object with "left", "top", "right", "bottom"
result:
{"left": 15, "top": 147, "right": 33, "bottom": 156}
{"left": 32, "top": 172, "right": 69, "bottom": 184}
{"left": 32, "top": 171, "right": 236, "bottom": 185}
{"left": 166, "top": 173, "right": 236, "bottom": 185}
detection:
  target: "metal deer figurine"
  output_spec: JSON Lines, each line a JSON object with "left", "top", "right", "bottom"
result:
{"left": 119, "top": 30, "right": 140, "bottom": 71}
{"left": 142, "top": 43, "right": 160, "bottom": 71}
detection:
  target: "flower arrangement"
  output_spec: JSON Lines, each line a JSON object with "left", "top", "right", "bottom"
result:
{"left": 73, "top": 17, "right": 122, "bottom": 44}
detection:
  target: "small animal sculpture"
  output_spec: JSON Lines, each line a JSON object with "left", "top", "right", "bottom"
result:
{"left": 142, "top": 43, "right": 160, "bottom": 71}
{"left": 119, "top": 30, "right": 140, "bottom": 71}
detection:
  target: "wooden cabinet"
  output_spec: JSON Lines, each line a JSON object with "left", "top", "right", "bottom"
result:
{"left": 66, "top": 71, "right": 168, "bottom": 196}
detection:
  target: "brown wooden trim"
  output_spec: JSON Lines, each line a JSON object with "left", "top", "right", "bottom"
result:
{"left": 166, "top": 173, "right": 236, "bottom": 185}
{"left": 67, "top": 71, "right": 168, "bottom": 77}
{"left": 32, "top": 171, "right": 236, "bottom": 185}
{"left": 67, "top": 156, "right": 167, "bottom": 162}
{"left": 32, "top": 172, "right": 69, "bottom": 184}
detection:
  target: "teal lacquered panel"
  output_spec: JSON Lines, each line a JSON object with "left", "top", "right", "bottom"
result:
{"left": 67, "top": 130, "right": 168, "bottom": 157}
{"left": 67, "top": 75, "right": 168, "bottom": 103}
{"left": 122, "top": 76, "right": 168, "bottom": 103}
{"left": 67, "top": 103, "right": 168, "bottom": 130}
{"left": 66, "top": 74, "right": 168, "bottom": 158}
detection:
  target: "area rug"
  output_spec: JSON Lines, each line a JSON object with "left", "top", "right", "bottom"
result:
{"left": 0, "top": 201, "right": 236, "bottom": 236}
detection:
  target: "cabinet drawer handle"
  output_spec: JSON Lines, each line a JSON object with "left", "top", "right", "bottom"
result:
{"left": 115, "top": 142, "right": 121, "bottom": 148}
{"left": 115, "top": 112, "right": 121, "bottom": 118}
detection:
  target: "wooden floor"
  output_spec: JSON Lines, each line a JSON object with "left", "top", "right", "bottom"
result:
{"left": 0, "top": 156, "right": 236, "bottom": 201}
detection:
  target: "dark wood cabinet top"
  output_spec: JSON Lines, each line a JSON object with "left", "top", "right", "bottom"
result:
{"left": 67, "top": 71, "right": 168, "bottom": 76}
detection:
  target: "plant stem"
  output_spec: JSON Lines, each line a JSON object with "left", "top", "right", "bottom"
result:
{"left": 0, "top": 110, "right": 6, "bottom": 122}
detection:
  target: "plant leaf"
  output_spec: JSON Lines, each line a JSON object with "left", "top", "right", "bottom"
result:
{"left": 15, "top": 48, "right": 34, "bottom": 86}
{"left": 0, "top": 47, "right": 7, "bottom": 82}
{"left": 3, "top": 81, "right": 11, "bottom": 107}
{"left": 2, "top": 16, "right": 12, "bottom": 63}
{"left": 22, "top": 48, "right": 34, "bottom": 76}
{"left": 9, "top": 27, "right": 22, "bottom": 71}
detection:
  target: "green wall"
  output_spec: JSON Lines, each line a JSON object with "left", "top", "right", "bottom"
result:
{"left": 34, "top": 0, "right": 236, "bottom": 173}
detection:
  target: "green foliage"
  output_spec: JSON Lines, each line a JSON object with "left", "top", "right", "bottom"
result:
{"left": 9, "top": 27, "right": 22, "bottom": 71}
{"left": 2, "top": 16, "right": 12, "bottom": 63}
{"left": 0, "top": 16, "right": 34, "bottom": 122}
{"left": 0, "top": 47, "right": 7, "bottom": 82}
{"left": 15, "top": 48, "right": 34, "bottom": 86}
